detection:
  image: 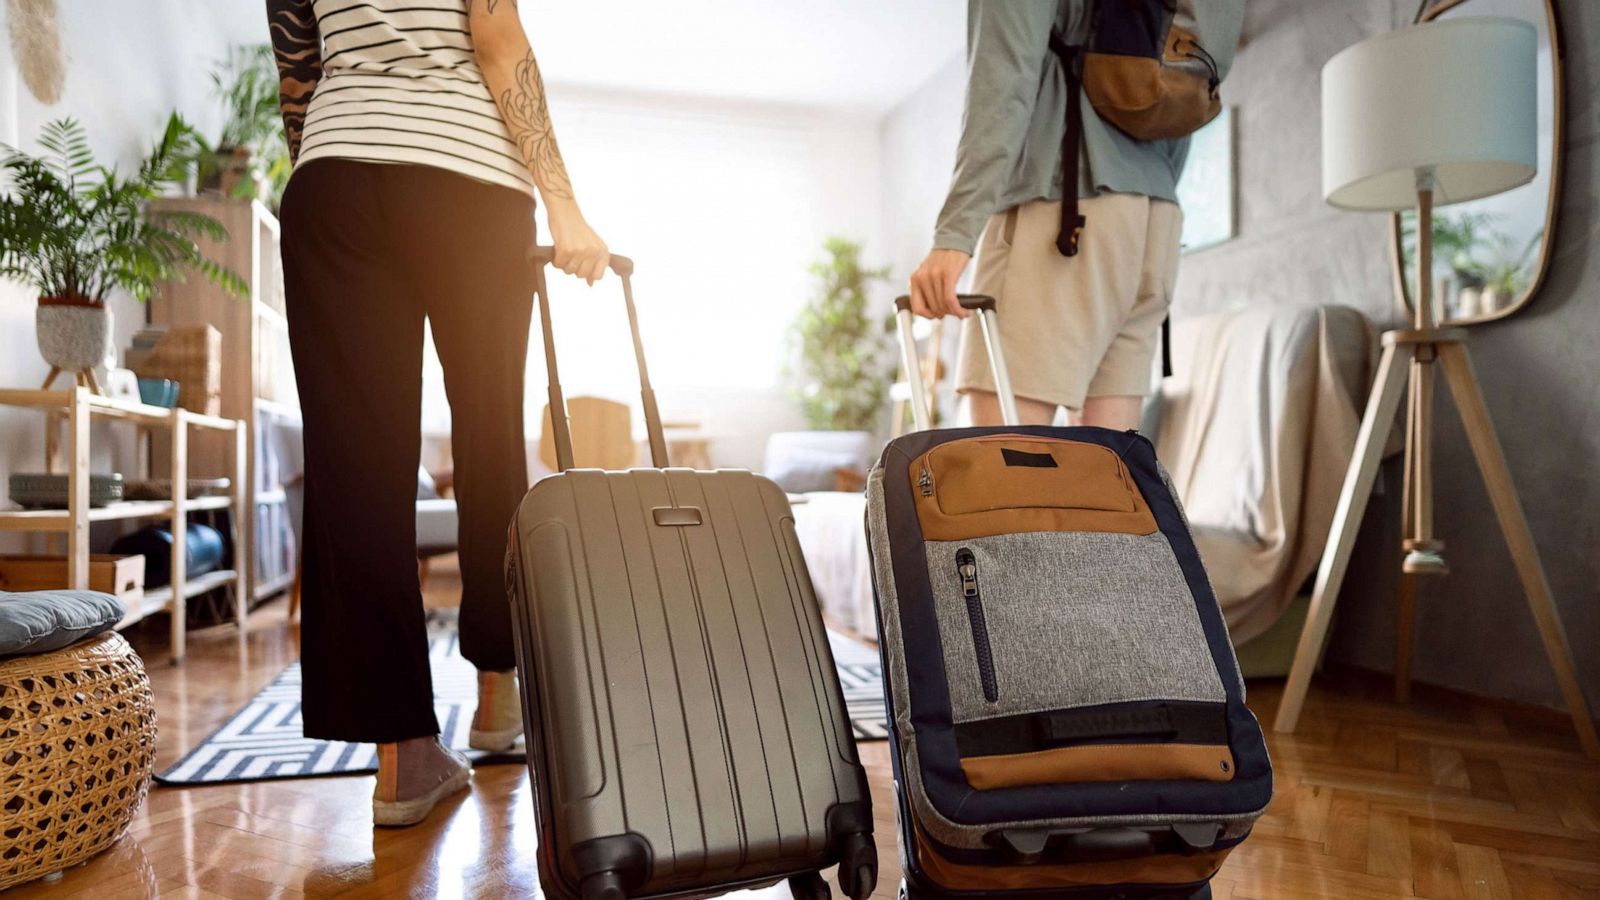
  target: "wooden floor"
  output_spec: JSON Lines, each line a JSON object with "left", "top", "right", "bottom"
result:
{"left": 12, "top": 557, "right": 1599, "bottom": 899}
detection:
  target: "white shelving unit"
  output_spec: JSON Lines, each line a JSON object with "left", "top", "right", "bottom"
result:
{"left": 0, "top": 387, "right": 248, "bottom": 663}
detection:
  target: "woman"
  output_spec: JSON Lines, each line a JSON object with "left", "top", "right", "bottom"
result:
{"left": 268, "top": 0, "right": 605, "bottom": 826}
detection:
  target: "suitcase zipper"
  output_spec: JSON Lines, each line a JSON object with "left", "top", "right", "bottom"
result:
{"left": 956, "top": 548, "right": 998, "bottom": 703}
{"left": 919, "top": 465, "right": 933, "bottom": 496}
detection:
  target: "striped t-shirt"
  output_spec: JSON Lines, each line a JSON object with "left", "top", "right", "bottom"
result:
{"left": 298, "top": 0, "right": 536, "bottom": 197}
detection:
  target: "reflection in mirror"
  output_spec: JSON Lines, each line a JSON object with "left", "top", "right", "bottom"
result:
{"left": 1390, "top": 0, "right": 1562, "bottom": 325}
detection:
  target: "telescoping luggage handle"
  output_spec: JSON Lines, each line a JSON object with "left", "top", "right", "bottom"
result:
{"left": 893, "top": 294, "right": 1019, "bottom": 430}
{"left": 529, "top": 245, "right": 670, "bottom": 472}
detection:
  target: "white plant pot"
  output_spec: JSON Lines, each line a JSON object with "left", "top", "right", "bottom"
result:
{"left": 36, "top": 303, "right": 111, "bottom": 371}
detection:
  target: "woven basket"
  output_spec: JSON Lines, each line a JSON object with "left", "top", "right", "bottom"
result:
{"left": 0, "top": 632, "right": 157, "bottom": 890}
{"left": 131, "top": 325, "right": 221, "bottom": 416}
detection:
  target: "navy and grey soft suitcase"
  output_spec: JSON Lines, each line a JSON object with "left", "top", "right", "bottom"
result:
{"left": 506, "top": 248, "right": 877, "bottom": 900}
{"left": 868, "top": 295, "right": 1272, "bottom": 899}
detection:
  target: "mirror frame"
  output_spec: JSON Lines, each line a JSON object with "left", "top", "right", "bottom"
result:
{"left": 1387, "top": 0, "right": 1566, "bottom": 325}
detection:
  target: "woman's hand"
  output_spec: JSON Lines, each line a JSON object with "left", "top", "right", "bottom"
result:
{"left": 545, "top": 196, "right": 610, "bottom": 284}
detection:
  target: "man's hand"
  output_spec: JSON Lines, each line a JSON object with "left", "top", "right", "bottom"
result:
{"left": 908, "top": 249, "right": 972, "bottom": 319}
{"left": 545, "top": 196, "right": 609, "bottom": 284}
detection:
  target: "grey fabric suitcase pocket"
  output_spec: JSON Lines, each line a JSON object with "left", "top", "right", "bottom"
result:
{"left": 925, "top": 531, "right": 1226, "bottom": 725}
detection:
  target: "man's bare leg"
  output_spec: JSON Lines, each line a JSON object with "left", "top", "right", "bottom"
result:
{"left": 1079, "top": 395, "right": 1142, "bottom": 431}
{"left": 966, "top": 390, "right": 1057, "bottom": 427}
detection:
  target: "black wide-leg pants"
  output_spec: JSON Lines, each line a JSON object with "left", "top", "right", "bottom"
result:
{"left": 280, "top": 159, "right": 535, "bottom": 742}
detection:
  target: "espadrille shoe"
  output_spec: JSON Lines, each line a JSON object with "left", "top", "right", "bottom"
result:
{"left": 372, "top": 737, "right": 472, "bottom": 827}
{"left": 469, "top": 669, "right": 524, "bottom": 752}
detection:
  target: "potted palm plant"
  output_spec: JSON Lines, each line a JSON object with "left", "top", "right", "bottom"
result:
{"left": 789, "top": 237, "right": 894, "bottom": 432}
{"left": 192, "top": 45, "right": 292, "bottom": 205}
{"left": 769, "top": 238, "right": 893, "bottom": 491}
{"left": 0, "top": 115, "right": 245, "bottom": 388}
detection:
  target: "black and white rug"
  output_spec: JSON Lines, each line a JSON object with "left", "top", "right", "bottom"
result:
{"left": 158, "top": 620, "right": 886, "bottom": 786}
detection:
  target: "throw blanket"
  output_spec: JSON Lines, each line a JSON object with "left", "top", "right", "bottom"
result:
{"left": 1156, "top": 304, "right": 1375, "bottom": 644}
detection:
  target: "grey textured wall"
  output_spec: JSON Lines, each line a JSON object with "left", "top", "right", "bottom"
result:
{"left": 879, "top": 0, "right": 1600, "bottom": 711}
{"left": 1176, "top": 0, "right": 1600, "bottom": 712}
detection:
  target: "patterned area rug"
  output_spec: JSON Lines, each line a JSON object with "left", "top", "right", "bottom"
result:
{"left": 157, "top": 619, "right": 886, "bottom": 786}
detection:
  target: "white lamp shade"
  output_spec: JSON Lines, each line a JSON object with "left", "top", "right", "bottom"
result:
{"left": 1321, "top": 16, "right": 1537, "bottom": 211}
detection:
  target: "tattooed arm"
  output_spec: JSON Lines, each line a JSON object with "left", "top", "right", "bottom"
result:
{"left": 469, "top": 0, "right": 609, "bottom": 283}
{"left": 267, "top": 0, "right": 322, "bottom": 163}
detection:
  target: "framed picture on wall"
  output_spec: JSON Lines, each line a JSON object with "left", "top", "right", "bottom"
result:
{"left": 1176, "top": 106, "right": 1235, "bottom": 252}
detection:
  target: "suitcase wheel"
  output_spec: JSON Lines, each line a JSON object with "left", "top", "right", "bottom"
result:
{"left": 580, "top": 871, "right": 626, "bottom": 900}
{"left": 788, "top": 870, "right": 831, "bottom": 900}
{"left": 835, "top": 831, "right": 878, "bottom": 900}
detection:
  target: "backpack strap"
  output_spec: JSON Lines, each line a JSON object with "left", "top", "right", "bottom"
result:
{"left": 1048, "top": 30, "right": 1086, "bottom": 258}
{"left": 1161, "top": 315, "right": 1172, "bottom": 378}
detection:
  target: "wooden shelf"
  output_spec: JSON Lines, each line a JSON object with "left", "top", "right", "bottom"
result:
{"left": 0, "top": 389, "right": 238, "bottom": 431}
{"left": 141, "top": 568, "right": 239, "bottom": 609}
{"left": 0, "top": 380, "right": 249, "bottom": 664}
{"left": 119, "top": 569, "right": 241, "bottom": 630}
{"left": 255, "top": 301, "right": 289, "bottom": 330}
{"left": 255, "top": 570, "right": 295, "bottom": 602}
{"left": 0, "top": 500, "right": 166, "bottom": 530}
{"left": 254, "top": 396, "right": 301, "bottom": 420}
{"left": 187, "top": 495, "right": 234, "bottom": 512}
{"left": 0, "top": 495, "right": 233, "bottom": 533}
{"left": 145, "top": 197, "right": 290, "bottom": 664}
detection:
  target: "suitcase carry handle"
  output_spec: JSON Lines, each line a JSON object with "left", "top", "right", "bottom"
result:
{"left": 530, "top": 245, "right": 670, "bottom": 471}
{"left": 893, "top": 294, "right": 1020, "bottom": 430}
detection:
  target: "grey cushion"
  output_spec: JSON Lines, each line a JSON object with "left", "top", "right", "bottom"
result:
{"left": 0, "top": 590, "right": 125, "bottom": 658}
{"left": 416, "top": 497, "right": 459, "bottom": 552}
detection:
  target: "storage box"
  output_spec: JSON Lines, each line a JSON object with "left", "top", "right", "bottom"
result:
{"left": 131, "top": 325, "right": 222, "bottom": 416}
{"left": 0, "top": 554, "right": 146, "bottom": 606}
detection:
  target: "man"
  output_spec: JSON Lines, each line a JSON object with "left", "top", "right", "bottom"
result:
{"left": 908, "top": 0, "right": 1244, "bottom": 429}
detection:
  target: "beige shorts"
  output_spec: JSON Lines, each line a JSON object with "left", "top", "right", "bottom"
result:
{"left": 956, "top": 193, "right": 1183, "bottom": 410}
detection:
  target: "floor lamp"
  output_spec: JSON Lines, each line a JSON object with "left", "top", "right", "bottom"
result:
{"left": 1273, "top": 16, "right": 1600, "bottom": 759}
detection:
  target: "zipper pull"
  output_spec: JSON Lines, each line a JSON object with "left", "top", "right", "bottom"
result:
{"left": 957, "top": 549, "right": 978, "bottom": 598}
{"left": 918, "top": 466, "right": 933, "bottom": 497}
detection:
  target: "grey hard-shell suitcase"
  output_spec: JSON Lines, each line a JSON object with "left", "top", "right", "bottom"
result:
{"left": 505, "top": 247, "right": 877, "bottom": 900}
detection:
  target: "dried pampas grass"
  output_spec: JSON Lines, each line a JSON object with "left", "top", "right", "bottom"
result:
{"left": 7, "top": 0, "right": 66, "bottom": 105}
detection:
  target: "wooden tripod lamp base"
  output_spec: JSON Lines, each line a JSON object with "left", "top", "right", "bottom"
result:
{"left": 1272, "top": 326, "right": 1600, "bottom": 759}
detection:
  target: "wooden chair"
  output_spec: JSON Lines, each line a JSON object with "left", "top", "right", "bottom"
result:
{"left": 539, "top": 396, "right": 639, "bottom": 471}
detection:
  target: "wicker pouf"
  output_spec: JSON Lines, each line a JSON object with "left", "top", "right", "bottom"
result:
{"left": 0, "top": 632, "right": 157, "bottom": 890}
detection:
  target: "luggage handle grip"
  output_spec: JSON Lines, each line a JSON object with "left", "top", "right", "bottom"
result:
{"left": 989, "top": 822, "right": 1223, "bottom": 865}
{"left": 892, "top": 294, "right": 1019, "bottom": 431}
{"left": 530, "top": 246, "right": 669, "bottom": 471}
{"left": 529, "top": 244, "right": 635, "bottom": 278}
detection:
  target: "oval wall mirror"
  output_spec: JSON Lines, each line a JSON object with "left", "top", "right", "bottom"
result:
{"left": 1389, "top": 0, "right": 1564, "bottom": 325}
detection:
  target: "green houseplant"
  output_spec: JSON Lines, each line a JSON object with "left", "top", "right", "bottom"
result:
{"left": 1, "top": 115, "right": 245, "bottom": 385}
{"left": 192, "top": 44, "right": 292, "bottom": 204}
{"left": 787, "top": 237, "right": 893, "bottom": 431}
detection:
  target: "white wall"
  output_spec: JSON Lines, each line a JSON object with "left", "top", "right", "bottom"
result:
{"left": 3, "top": 3, "right": 898, "bottom": 485}
{"left": 879, "top": 57, "right": 964, "bottom": 288}
{"left": 877, "top": 55, "right": 967, "bottom": 425}
{"left": 874, "top": 3, "right": 1600, "bottom": 713}
{"left": 0, "top": 0, "right": 263, "bottom": 550}
{"left": 422, "top": 86, "right": 891, "bottom": 470}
